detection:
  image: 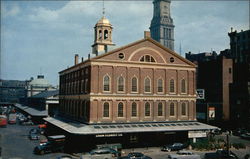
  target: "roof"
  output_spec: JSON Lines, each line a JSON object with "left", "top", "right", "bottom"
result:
{"left": 31, "top": 90, "right": 59, "bottom": 98}
{"left": 96, "top": 16, "right": 111, "bottom": 26}
{"left": 14, "top": 103, "right": 48, "bottom": 116}
{"left": 60, "top": 37, "right": 196, "bottom": 74}
{"left": 29, "top": 78, "right": 50, "bottom": 87}
{"left": 44, "top": 117, "right": 218, "bottom": 135}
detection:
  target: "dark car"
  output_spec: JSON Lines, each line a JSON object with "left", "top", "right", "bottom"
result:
{"left": 90, "top": 147, "right": 120, "bottom": 157}
{"left": 127, "top": 152, "right": 152, "bottom": 159}
{"left": 204, "top": 150, "right": 238, "bottom": 159}
{"left": 161, "top": 143, "right": 185, "bottom": 152}
{"left": 240, "top": 133, "right": 250, "bottom": 140}
{"left": 232, "top": 128, "right": 248, "bottom": 136}
{"left": 29, "top": 132, "right": 40, "bottom": 140}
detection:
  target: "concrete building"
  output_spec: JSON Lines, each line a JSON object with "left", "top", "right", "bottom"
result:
{"left": 0, "top": 79, "right": 29, "bottom": 103}
{"left": 45, "top": 14, "right": 216, "bottom": 151}
{"left": 186, "top": 52, "right": 233, "bottom": 126}
{"left": 27, "top": 75, "right": 56, "bottom": 97}
{"left": 150, "top": 0, "right": 175, "bottom": 50}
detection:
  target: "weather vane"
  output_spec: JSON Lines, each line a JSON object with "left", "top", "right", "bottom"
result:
{"left": 102, "top": 0, "right": 105, "bottom": 17}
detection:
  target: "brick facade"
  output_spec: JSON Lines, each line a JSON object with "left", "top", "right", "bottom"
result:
{"left": 59, "top": 38, "right": 196, "bottom": 124}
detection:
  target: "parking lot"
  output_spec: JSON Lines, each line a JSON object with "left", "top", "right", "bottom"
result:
{"left": 0, "top": 123, "right": 75, "bottom": 159}
{"left": 1, "top": 119, "right": 250, "bottom": 159}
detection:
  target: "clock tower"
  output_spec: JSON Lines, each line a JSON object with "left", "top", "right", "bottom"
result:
{"left": 150, "top": 0, "right": 175, "bottom": 51}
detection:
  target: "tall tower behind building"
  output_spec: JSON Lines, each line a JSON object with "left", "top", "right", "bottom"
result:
{"left": 150, "top": 0, "right": 175, "bottom": 51}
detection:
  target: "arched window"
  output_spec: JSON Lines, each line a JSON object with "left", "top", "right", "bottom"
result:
{"left": 170, "top": 102, "right": 175, "bottom": 116}
{"left": 99, "top": 30, "right": 102, "bottom": 39}
{"left": 103, "top": 75, "right": 110, "bottom": 91}
{"left": 144, "top": 77, "right": 151, "bottom": 93}
{"left": 132, "top": 102, "right": 137, "bottom": 117}
{"left": 181, "top": 103, "right": 187, "bottom": 116}
{"left": 140, "top": 55, "right": 155, "bottom": 62}
{"left": 104, "top": 30, "right": 108, "bottom": 39}
{"left": 118, "top": 76, "right": 124, "bottom": 92}
{"left": 170, "top": 79, "right": 175, "bottom": 93}
{"left": 157, "top": 79, "right": 163, "bottom": 93}
{"left": 103, "top": 102, "right": 109, "bottom": 117}
{"left": 118, "top": 102, "right": 124, "bottom": 117}
{"left": 158, "top": 102, "right": 163, "bottom": 116}
{"left": 145, "top": 102, "right": 150, "bottom": 116}
{"left": 181, "top": 79, "right": 186, "bottom": 93}
{"left": 131, "top": 77, "right": 137, "bottom": 92}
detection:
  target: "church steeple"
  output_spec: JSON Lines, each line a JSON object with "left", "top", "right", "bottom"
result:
{"left": 150, "top": 0, "right": 175, "bottom": 51}
{"left": 92, "top": 1, "right": 115, "bottom": 56}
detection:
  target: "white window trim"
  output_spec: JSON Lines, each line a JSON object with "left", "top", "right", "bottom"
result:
{"left": 180, "top": 78, "right": 187, "bottom": 94}
{"left": 131, "top": 76, "right": 138, "bottom": 93}
{"left": 103, "top": 74, "right": 111, "bottom": 93}
{"left": 157, "top": 102, "right": 164, "bottom": 117}
{"left": 144, "top": 76, "right": 152, "bottom": 93}
{"left": 169, "top": 102, "right": 176, "bottom": 117}
{"left": 181, "top": 102, "right": 188, "bottom": 116}
{"left": 103, "top": 102, "right": 111, "bottom": 119}
{"left": 117, "top": 102, "right": 125, "bottom": 118}
{"left": 117, "top": 76, "right": 125, "bottom": 93}
{"left": 144, "top": 102, "right": 151, "bottom": 117}
{"left": 131, "top": 102, "right": 138, "bottom": 118}
{"left": 157, "top": 78, "right": 164, "bottom": 94}
{"left": 169, "top": 79, "right": 176, "bottom": 94}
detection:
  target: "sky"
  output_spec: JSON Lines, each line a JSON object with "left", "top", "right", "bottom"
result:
{"left": 1, "top": 0, "right": 249, "bottom": 86}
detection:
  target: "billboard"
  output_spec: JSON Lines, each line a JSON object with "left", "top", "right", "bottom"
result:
{"left": 196, "top": 89, "right": 205, "bottom": 99}
{"left": 208, "top": 107, "right": 215, "bottom": 119}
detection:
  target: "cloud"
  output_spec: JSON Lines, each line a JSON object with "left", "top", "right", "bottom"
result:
{"left": 2, "top": 3, "right": 20, "bottom": 17}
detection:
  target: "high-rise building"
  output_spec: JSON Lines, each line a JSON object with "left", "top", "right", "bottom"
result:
{"left": 150, "top": 0, "right": 175, "bottom": 50}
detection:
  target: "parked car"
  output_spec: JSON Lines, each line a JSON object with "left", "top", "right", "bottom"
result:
{"left": 211, "top": 129, "right": 222, "bottom": 135}
{"left": 21, "top": 120, "right": 34, "bottom": 125}
{"left": 57, "top": 155, "right": 73, "bottom": 159}
{"left": 232, "top": 128, "right": 248, "bottom": 136}
{"left": 8, "top": 113, "right": 17, "bottom": 124}
{"left": 240, "top": 133, "right": 250, "bottom": 140}
{"left": 29, "top": 133, "right": 40, "bottom": 140}
{"left": 90, "top": 147, "right": 120, "bottom": 157}
{"left": 245, "top": 154, "right": 250, "bottom": 159}
{"left": 0, "top": 115, "right": 7, "bottom": 127}
{"left": 161, "top": 143, "right": 185, "bottom": 152}
{"left": 167, "top": 150, "right": 201, "bottom": 159}
{"left": 119, "top": 152, "right": 152, "bottom": 159}
{"left": 34, "top": 135, "right": 65, "bottom": 155}
{"left": 204, "top": 149, "right": 238, "bottom": 159}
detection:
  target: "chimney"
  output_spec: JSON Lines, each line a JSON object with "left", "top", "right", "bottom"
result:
{"left": 81, "top": 57, "right": 84, "bottom": 62}
{"left": 74, "top": 54, "right": 79, "bottom": 65}
{"left": 144, "top": 31, "right": 151, "bottom": 38}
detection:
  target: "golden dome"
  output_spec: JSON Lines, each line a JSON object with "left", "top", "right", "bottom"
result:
{"left": 96, "top": 16, "right": 111, "bottom": 26}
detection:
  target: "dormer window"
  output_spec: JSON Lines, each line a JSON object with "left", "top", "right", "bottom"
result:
{"left": 140, "top": 55, "right": 155, "bottom": 62}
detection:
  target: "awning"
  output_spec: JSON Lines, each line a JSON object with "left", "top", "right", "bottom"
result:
{"left": 14, "top": 103, "right": 48, "bottom": 116}
{"left": 44, "top": 117, "right": 218, "bottom": 135}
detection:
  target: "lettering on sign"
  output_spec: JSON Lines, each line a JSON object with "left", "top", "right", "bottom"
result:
{"left": 96, "top": 133, "right": 123, "bottom": 138}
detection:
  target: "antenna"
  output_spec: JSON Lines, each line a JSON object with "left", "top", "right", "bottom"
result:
{"left": 39, "top": 67, "right": 42, "bottom": 75}
{"left": 102, "top": 0, "right": 105, "bottom": 16}
{"left": 179, "top": 42, "right": 182, "bottom": 56}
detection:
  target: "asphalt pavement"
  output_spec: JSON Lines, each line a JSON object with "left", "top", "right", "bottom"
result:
{"left": 0, "top": 123, "right": 75, "bottom": 159}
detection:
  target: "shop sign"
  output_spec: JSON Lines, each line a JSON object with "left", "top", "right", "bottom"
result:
{"left": 188, "top": 131, "right": 207, "bottom": 138}
{"left": 96, "top": 133, "right": 123, "bottom": 138}
{"left": 208, "top": 107, "right": 215, "bottom": 119}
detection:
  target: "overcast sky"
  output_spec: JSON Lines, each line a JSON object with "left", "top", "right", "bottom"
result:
{"left": 1, "top": 0, "right": 249, "bottom": 85}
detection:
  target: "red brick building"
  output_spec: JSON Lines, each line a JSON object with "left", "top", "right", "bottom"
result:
{"left": 45, "top": 16, "right": 216, "bottom": 150}
{"left": 59, "top": 36, "right": 198, "bottom": 124}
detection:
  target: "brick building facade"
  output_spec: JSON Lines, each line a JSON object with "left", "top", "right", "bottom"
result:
{"left": 59, "top": 37, "right": 197, "bottom": 124}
